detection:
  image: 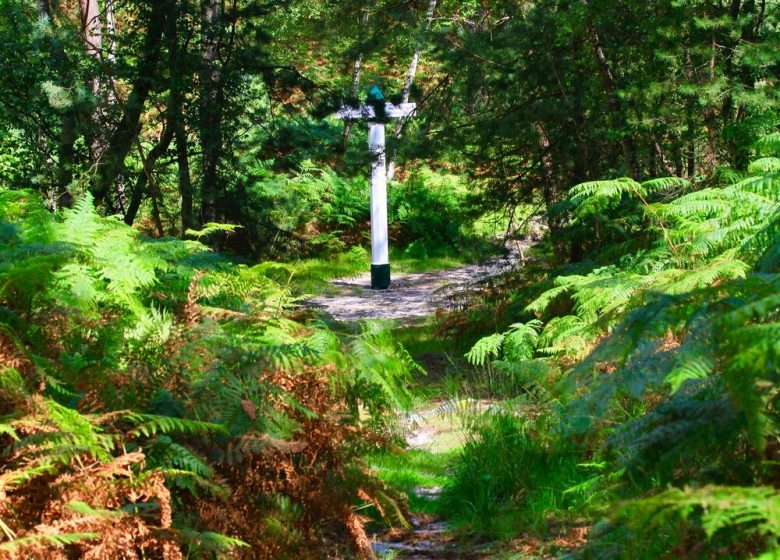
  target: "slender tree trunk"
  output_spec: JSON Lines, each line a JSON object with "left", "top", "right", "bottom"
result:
{"left": 176, "top": 123, "right": 194, "bottom": 234}
{"left": 95, "top": 0, "right": 167, "bottom": 208}
{"left": 103, "top": 0, "right": 129, "bottom": 213}
{"left": 38, "top": 0, "right": 51, "bottom": 19}
{"left": 38, "top": 0, "right": 76, "bottom": 205}
{"left": 79, "top": 0, "right": 101, "bottom": 58}
{"left": 755, "top": 0, "right": 766, "bottom": 33}
{"left": 703, "top": 29, "right": 719, "bottom": 167}
{"left": 387, "top": 0, "right": 437, "bottom": 180}
{"left": 582, "top": 0, "right": 638, "bottom": 177}
{"left": 57, "top": 112, "right": 77, "bottom": 196}
{"left": 342, "top": 1, "right": 371, "bottom": 147}
{"left": 552, "top": 61, "right": 588, "bottom": 183}
{"left": 124, "top": 124, "right": 175, "bottom": 226}
{"left": 168, "top": 0, "right": 194, "bottom": 234}
{"left": 199, "top": 0, "right": 222, "bottom": 224}
{"left": 654, "top": 141, "right": 676, "bottom": 176}
{"left": 80, "top": 0, "right": 107, "bottom": 167}
{"left": 535, "top": 122, "right": 571, "bottom": 261}
{"left": 683, "top": 45, "right": 697, "bottom": 178}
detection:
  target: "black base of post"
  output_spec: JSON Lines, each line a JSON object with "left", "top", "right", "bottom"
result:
{"left": 371, "top": 263, "right": 391, "bottom": 290}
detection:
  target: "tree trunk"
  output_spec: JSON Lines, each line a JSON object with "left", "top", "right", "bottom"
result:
{"left": 199, "top": 0, "right": 222, "bottom": 224}
{"left": 342, "top": 1, "right": 371, "bottom": 147}
{"left": 176, "top": 123, "right": 194, "bottom": 234}
{"left": 103, "top": 0, "right": 131, "bottom": 213}
{"left": 582, "top": 0, "right": 638, "bottom": 177}
{"left": 683, "top": 45, "right": 696, "bottom": 178}
{"left": 80, "top": 0, "right": 108, "bottom": 168}
{"left": 387, "top": 0, "right": 437, "bottom": 180}
{"left": 94, "top": 0, "right": 167, "bottom": 208}
{"left": 38, "top": 0, "right": 76, "bottom": 205}
{"left": 535, "top": 122, "right": 570, "bottom": 261}
{"left": 124, "top": 124, "right": 175, "bottom": 226}
{"left": 168, "top": 0, "right": 194, "bottom": 234}
{"left": 79, "top": 0, "right": 101, "bottom": 57}
{"left": 703, "top": 30, "right": 719, "bottom": 167}
{"left": 38, "top": 0, "right": 51, "bottom": 19}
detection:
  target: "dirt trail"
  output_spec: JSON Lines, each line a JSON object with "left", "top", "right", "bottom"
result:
{"left": 307, "top": 235, "right": 539, "bottom": 558}
{"left": 309, "top": 239, "right": 534, "bottom": 323}
{"left": 372, "top": 517, "right": 452, "bottom": 559}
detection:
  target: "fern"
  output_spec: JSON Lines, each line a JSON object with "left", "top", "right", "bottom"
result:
{"left": 617, "top": 485, "right": 780, "bottom": 543}
{"left": 177, "top": 528, "right": 250, "bottom": 552}
{"left": 466, "top": 320, "right": 542, "bottom": 366}
{"left": 124, "top": 413, "right": 227, "bottom": 438}
{"left": 748, "top": 157, "right": 780, "bottom": 174}
{"left": 465, "top": 332, "right": 505, "bottom": 366}
{"left": 345, "top": 321, "right": 419, "bottom": 410}
{"left": 0, "top": 532, "right": 100, "bottom": 551}
{"left": 185, "top": 222, "right": 242, "bottom": 239}
{"left": 67, "top": 500, "right": 123, "bottom": 519}
{"left": 755, "top": 132, "right": 780, "bottom": 156}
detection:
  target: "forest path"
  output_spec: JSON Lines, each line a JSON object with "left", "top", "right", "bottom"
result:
{"left": 308, "top": 239, "right": 535, "bottom": 323}
{"left": 371, "top": 401, "right": 502, "bottom": 559}
{"left": 307, "top": 236, "right": 539, "bottom": 558}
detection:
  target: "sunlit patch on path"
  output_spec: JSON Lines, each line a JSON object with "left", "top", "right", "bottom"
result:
{"left": 308, "top": 242, "right": 534, "bottom": 323}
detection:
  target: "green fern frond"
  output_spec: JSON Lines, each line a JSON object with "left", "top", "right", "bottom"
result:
{"left": 755, "top": 132, "right": 780, "bottom": 156}
{"left": 124, "top": 413, "right": 228, "bottom": 438}
{"left": 525, "top": 283, "right": 572, "bottom": 314}
{"left": 569, "top": 177, "right": 641, "bottom": 202}
{"left": 619, "top": 485, "right": 780, "bottom": 541}
{"left": 185, "top": 222, "right": 242, "bottom": 239}
{"left": 666, "top": 344, "right": 714, "bottom": 393}
{"left": 748, "top": 157, "right": 780, "bottom": 174}
{"left": 41, "top": 400, "right": 114, "bottom": 461}
{"left": 0, "top": 423, "right": 19, "bottom": 441}
{"left": 67, "top": 500, "right": 123, "bottom": 519}
{"left": 465, "top": 333, "right": 505, "bottom": 366}
{"left": 641, "top": 176, "right": 691, "bottom": 193}
{"left": 0, "top": 532, "right": 100, "bottom": 551}
{"left": 177, "top": 528, "right": 250, "bottom": 552}
{"left": 502, "top": 320, "right": 543, "bottom": 362}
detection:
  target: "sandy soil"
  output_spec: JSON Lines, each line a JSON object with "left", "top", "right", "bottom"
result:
{"left": 308, "top": 238, "right": 535, "bottom": 323}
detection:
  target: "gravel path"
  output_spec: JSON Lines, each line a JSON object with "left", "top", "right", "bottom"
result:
{"left": 308, "top": 238, "right": 535, "bottom": 323}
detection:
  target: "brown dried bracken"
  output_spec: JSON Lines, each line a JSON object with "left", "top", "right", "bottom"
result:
{"left": 195, "top": 366, "right": 408, "bottom": 559}
{"left": 0, "top": 451, "right": 182, "bottom": 559}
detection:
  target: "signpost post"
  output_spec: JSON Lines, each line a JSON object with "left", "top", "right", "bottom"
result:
{"left": 335, "top": 92, "right": 416, "bottom": 289}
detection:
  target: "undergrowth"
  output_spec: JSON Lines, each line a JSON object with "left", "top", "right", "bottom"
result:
{"left": 0, "top": 190, "right": 419, "bottom": 558}
{"left": 441, "top": 413, "right": 595, "bottom": 540}
{"left": 439, "top": 133, "right": 780, "bottom": 558}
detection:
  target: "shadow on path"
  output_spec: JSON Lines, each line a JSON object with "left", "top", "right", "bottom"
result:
{"left": 308, "top": 238, "right": 535, "bottom": 323}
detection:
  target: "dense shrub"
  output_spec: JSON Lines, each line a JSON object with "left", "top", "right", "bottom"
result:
{"left": 0, "top": 190, "right": 414, "bottom": 558}
{"left": 452, "top": 134, "right": 780, "bottom": 557}
{"left": 227, "top": 159, "right": 488, "bottom": 260}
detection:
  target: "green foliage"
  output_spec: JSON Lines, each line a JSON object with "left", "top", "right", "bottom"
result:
{"left": 0, "top": 192, "right": 414, "bottom": 556}
{"left": 453, "top": 135, "right": 780, "bottom": 555}
{"left": 178, "top": 529, "right": 250, "bottom": 554}
{"left": 580, "top": 486, "right": 780, "bottom": 559}
{"left": 441, "top": 413, "right": 594, "bottom": 539}
{"left": 345, "top": 321, "right": 422, "bottom": 413}
{"left": 0, "top": 532, "right": 100, "bottom": 552}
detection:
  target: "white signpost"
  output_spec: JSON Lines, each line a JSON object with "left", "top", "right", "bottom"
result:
{"left": 335, "top": 101, "right": 416, "bottom": 289}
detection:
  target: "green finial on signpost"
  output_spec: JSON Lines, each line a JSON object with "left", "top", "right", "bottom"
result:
{"left": 367, "top": 85, "right": 384, "bottom": 102}
{"left": 366, "top": 85, "right": 387, "bottom": 123}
